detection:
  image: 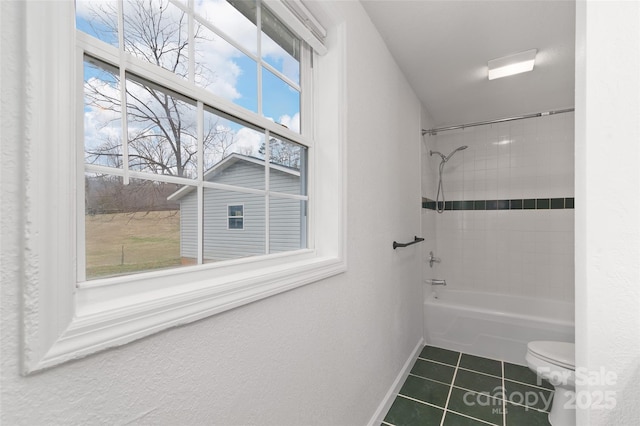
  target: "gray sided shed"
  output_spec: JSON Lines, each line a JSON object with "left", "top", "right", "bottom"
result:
{"left": 168, "top": 154, "right": 304, "bottom": 263}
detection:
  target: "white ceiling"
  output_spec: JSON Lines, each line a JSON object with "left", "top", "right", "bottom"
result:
{"left": 360, "top": 0, "right": 576, "bottom": 129}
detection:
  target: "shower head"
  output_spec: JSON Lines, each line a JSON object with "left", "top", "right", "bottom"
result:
{"left": 445, "top": 145, "right": 468, "bottom": 161}
{"left": 429, "top": 150, "right": 447, "bottom": 161}
{"left": 431, "top": 146, "right": 468, "bottom": 163}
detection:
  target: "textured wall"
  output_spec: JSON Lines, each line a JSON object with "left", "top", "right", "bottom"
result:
{"left": 0, "top": 2, "right": 423, "bottom": 424}
{"left": 575, "top": 1, "right": 640, "bottom": 424}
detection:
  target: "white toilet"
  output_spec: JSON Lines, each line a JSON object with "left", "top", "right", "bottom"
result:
{"left": 526, "top": 341, "right": 576, "bottom": 426}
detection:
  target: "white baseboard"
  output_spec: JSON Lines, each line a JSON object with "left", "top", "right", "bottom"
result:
{"left": 367, "top": 338, "right": 425, "bottom": 426}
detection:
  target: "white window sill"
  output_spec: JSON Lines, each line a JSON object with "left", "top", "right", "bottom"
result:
{"left": 36, "top": 253, "right": 345, "bottom": 372}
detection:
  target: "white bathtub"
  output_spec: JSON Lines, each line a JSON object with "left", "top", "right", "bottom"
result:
{"left": 424, "top": 288, "right": 574, "bottom": 365}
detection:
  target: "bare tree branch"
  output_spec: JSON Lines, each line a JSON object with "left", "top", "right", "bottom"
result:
{"left": 83, "top": 0, "right": 255, "bottom": 186}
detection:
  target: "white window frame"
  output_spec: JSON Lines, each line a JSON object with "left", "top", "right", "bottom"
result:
{"left": 21, "top": 0, "right": 346, "bottom": 373}
{"left": 227, "top": 204, "right": 245, "bottom": 230}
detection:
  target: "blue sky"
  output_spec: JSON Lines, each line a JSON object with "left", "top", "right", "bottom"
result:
{"left": 77, "top": 1, "right": 300, "bottom": 132}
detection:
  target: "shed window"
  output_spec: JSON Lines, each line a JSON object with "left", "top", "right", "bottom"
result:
{"left": 228, "top": 205, "right": 244, "bottom": 229}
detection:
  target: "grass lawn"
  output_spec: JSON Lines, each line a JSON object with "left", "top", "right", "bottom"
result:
{"left": 85, "top": 210, "right": 182, "bottom": 280}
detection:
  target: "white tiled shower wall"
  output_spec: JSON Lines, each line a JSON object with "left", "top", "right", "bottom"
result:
{"left": 422, "top": 113, "right": 574, "bottom": 301}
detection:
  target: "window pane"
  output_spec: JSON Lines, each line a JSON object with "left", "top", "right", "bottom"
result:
{"left": 76, "top": 0, "right": 119, "bottom": 48}
{"left": 262, "top": 68, "right": 300, "bottom": 133}
{"left": 228, "top": 205, "right": 243, "bottom": 216}
{"left": 123, "top": 0, "right": 189, "bottom": 78}
{"left": 228, "top": 217, "right": 244, "bottom": 229}
{"left": 195, "top": 22, "right": 258, "bottom": 112}
{"left": 269, "top": 197, "right": 306, "bottom": 253}
{"left": 126, "top": 76, "right": 198, "bottom": 178}
{"left": 232, "top": 55, "right": 259, "bottom": 113}
{"left": 203, "top": 190, "right": 265, "bottom": 262}
{"left": 261, "top": 5, "right": 300, "bottom": 85}
{"left": 84, "top": 57, "right": 123, "bottom": 167}
{"left": 195, "top": 0, "right": 258, "bottom": 55}
{"left": 268, "top": 137, "right": 307, "bottom": 195}
{"left": 78, "top": 0, "right": 312, "bottom": 283}
{"left": 203, "top": 107, "right": 265, "bottom": 189}
{"left": 85, "top": 174, "right": 188, "bottom": 279}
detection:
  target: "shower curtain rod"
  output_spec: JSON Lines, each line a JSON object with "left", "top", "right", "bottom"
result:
{"left": 421, "top": 108, "right": 575, "bottom": 136}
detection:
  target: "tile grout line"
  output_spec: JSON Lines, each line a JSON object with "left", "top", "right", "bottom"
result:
{"left": 405, "top": 375, "right": 552, "bottom": 415}
{"left": 394, "top": 394, "right": 506, "bottom": 426}
{"left": 416, "top": 355, "right": 459, "bottom": 368}
{"left": 502, "top": 361, "right": 507, "bottom": 426}
{"left": 419, "top": 355, "right": 553, "bottom": 392}
{"left": 503, "top": 377, "right": 554, "bottom": 391}
{"left": 404, "top": 381, "right": 502, "bottom": 406}
{"left": 458, "top": 365, "right": 503, "bottom": 380}
{"left": 396, "top": 394, "right": 446, "bottom": 411}
{"left": 440, "top": 352, "right": 462, "bottom": 426}
{"left": 504, "top": 400, "right": 552, "bottom": 414}
{"left": 444, "top": 409, "right": 500, "bottom": 426}
{"left": 407, "top": 372, "right": 454, "bottom": 388}
{"left": 405, "top": 349, "right": 551, "bottom": 424}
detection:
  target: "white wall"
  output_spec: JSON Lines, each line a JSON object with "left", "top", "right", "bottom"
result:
{"left": 420, "top": 111, "right": 439, "bottom": 202}
{"left": 431, "top": 114, "right": 574, "bottom": 202}
{"left": 423, "top": 114, "right": 575, "bottom": 301}
{"left": 0, "top": 2, "right": 423, "bottom": 424}
{"left": 575, "top": 1, "right": 640, "bottom": 424}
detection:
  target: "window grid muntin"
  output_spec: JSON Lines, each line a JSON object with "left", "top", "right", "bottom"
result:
{"left": 77, "top": 1, "right": 301, "bottom": 112}
{"left": 124, "top": 73, "right": 199, "bottom": 179}
{"left": 193, "top": 0, "right": 258, "bottom": 56}
{"left": 77, "top": 31, "right": 308, "bottom": 147}
{"left": 197, "top": 99, "right": 204, "bottom": 264}
{"left": 175, "top": 0, "right": 302, "bottom": 96}
{"left": 256, "top": 2, "right": 264, "bottom": 118}
{"left": 260, "top": 4, "right": 300, "bottom": 86}
{"left": 78, "top": 0, "right": 310, "bottom": 283}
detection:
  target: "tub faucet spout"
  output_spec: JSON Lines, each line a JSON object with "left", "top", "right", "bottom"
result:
{"left": 427, "top": 279, "right": 446, "bottom": 286}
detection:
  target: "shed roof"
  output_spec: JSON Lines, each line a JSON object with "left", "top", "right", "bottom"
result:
{"left": 167, "top": 153, "right": 300, "bottom": 201}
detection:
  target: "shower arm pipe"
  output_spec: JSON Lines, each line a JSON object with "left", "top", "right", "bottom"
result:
{"left": 421, "top": 108, "right": 575, "bottom": 136}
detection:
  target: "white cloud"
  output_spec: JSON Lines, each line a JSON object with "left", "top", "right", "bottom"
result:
{"left": 195, "top": 26, "right": 243, "bottom": 101}
{"left": 81, "top": 0, "right": 302, "bottom": 169}
{"left": 277, "top": 113, "right": 300, "bottom": 133}
{"left": 83, "top": 76, "right": 122, "bottom": 155}
{"left": 195, "top": 0, "right": 299, "bottom": 84}
{"left": 261, "top": 36, "right": 300, "bottom": 84}
{"left": 79, "top": 0, "right": 299, "bottom": 117}
{"left": 194, "top": 0, "right": 258, "bottom": 55}
{"left": 235, "top": 127, "right": 264, "bottom": 156}
{"left": 75, "top": 0, "right": 118, "bottom": 20}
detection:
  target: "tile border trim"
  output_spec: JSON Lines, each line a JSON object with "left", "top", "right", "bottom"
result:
{"left": 422, "top": 197, "right": 575, "bottom": 211}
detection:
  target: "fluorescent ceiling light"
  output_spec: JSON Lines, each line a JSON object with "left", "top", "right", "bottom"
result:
{"left": 488, "top": 49, "right": 537, "bottom": 80}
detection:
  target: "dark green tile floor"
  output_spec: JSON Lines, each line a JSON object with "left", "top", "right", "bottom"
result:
{"left": 382, "top": 345, "right": 554, "bottom": 426}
